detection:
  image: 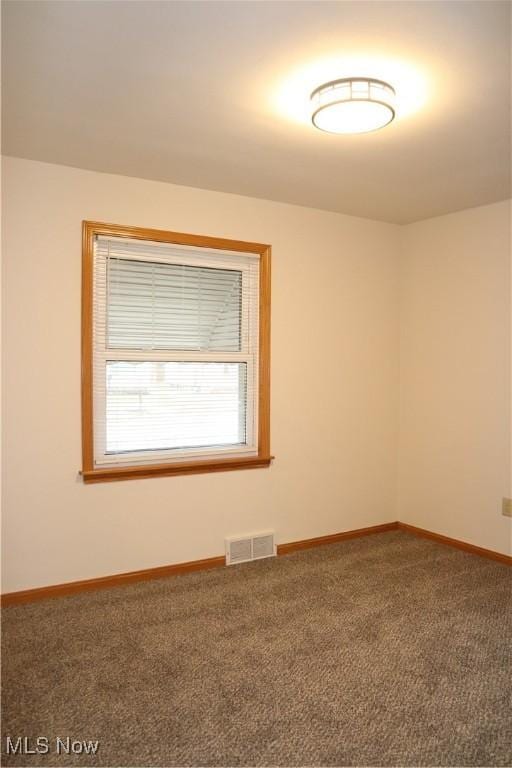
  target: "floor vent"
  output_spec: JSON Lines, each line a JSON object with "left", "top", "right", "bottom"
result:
{"left": 225, "top": 531, "right": 276, "bottom": 566}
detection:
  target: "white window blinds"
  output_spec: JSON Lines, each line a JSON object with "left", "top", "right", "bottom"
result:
{"left": 92, "top": 235, "right": 260, "bottom": 466}
{"left": 107, "top": 258, "right": 243, "bottom": 351}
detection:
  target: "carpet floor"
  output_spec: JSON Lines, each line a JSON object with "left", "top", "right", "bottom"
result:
{"left": 2, "top": 530, "right": 511, "bottom": 767}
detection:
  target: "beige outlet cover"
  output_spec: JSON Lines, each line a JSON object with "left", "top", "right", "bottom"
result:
{"left": 502, "top": 498, "right": 512, "bottom": 517}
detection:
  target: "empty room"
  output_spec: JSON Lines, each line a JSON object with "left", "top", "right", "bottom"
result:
{"left": 1, "top": 1, "right": 511, "bottom": 766}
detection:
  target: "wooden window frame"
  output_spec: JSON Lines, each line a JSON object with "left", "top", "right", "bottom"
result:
{"left": 81, "top": 221, "right": 272, "bottom": 483}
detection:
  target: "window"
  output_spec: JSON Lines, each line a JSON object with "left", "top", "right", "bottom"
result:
{"left": 81, "top": 222, "right": 271, "bottom": 482}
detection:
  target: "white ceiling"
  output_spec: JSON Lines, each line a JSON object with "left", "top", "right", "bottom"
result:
{"left": 2, "top": 0, "right": 511, "bottom": 224}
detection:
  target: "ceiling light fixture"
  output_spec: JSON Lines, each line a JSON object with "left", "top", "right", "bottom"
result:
{"left": 311, "top": 77, "right": 395, "bottom": 134}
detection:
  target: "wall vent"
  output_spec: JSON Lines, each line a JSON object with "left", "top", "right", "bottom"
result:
{"left": 225, "top": 531, "right": 276, "bottom": 566}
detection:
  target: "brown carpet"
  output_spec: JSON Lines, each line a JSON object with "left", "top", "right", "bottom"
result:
{"left": 2, "top": 530, "right": 511, "bottom": 767}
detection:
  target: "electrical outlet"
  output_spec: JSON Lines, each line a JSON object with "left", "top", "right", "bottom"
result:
{"left": 502, "top": 498, "right": 512, "bottom": 518}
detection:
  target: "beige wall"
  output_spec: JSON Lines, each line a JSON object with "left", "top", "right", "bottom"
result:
{"left": 398, "top": 201, "right": 511, "bottom": 555}
{"left": 1, "top": 157, "right": 400, "bottom": 592}
{"left": 3, "top": 157, "right": 509, "bottom": 593}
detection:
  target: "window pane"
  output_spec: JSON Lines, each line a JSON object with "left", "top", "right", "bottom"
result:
{"left": 107, "top": 259, "right": 242, "bottom": 351}
{"left": 105, "top": 361, "right": 247, "bottom": 453}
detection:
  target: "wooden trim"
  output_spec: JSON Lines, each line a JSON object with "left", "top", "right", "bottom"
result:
{"left": 81, "top": 221, "right": 272, "bottom": 481}
{"left": 0, "top": 555, "right": 226, "bottom": 607}
{"left": 397, "top": 522, "right": 512, "bottom": 565}
{"left": 82, "top": 455, "right": 274, "bottom": 483}
{"left": 0, "top": 522, "right": 396, "bottom": 606}
{"left": 4, "top": 521, "right": 509, "bottom": 606}
{"left": 81, "top": 221, "right": 270, "bottom": 255}
{"left": 258, "top": 246, "right": 271, "bottom": 457}
{"left": 277, "top": 522, "right": 399, "bottom": 555}
{"left": 81, "top": 222, "right": 95, "bottom": 471}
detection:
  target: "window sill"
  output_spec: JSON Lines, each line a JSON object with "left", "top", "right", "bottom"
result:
{"left": 81, "top": 455, "right": 274, "bottom": 483}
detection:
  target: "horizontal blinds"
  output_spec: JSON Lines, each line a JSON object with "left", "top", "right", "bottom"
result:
{"left": 107, "top": 258, "right": 242, "bottom": 351}
{"left": 105, "top": 361, "right": 246, "bottom": 453}
{"left": 92, "top": 235, "right": 260, "bottom": 465}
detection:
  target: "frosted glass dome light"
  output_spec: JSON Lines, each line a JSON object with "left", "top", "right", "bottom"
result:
{"left": 311, "top": 78, "right": 395, "bottom": 134}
